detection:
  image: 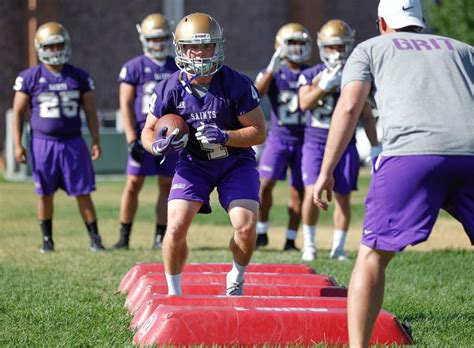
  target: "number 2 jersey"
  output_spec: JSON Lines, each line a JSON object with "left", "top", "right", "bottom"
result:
{"left": 118, "top": 55, "right": 178, "bottom": 132}
{"left": 13, "top": 63, "right": 94, "bottom": 140}
{"left": 149, "top": 65, "right": 261, "bottom": 161}
{"left": 256, "top": 63, "right": 308, "bottom": 143}
{"left": 299, "top": 63, "right": 352, "bottom": 145}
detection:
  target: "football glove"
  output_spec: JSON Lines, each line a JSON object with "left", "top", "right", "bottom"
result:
{"left": 195, "top": 123, "right": 229, "bottom": 145}
{"left": 128, "top": 139, "right": 145, "bottom": 163}
{"left": 318, "top": 64, "right": 343, "bottom": 92}
{"left": 151, "top": 127, "right": 188, "bottom": 156}
{"left": 266, "top": 48, "right": 282, "bottom": 74}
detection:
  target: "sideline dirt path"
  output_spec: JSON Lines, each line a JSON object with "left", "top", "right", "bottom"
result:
{"left": 186, "top": 219, "right": 472, "bottom": 252}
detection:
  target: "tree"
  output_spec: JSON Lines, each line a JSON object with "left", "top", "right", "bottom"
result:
{"left": 424, "top": 0, "right": 474, "bottom": 45}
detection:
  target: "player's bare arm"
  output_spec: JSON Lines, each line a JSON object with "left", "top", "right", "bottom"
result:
{"left": 12, "top": 91, "right": 30, "bottom": 163}
{"left": 82, "top": 91, "right": 101, "bottom": 160}
{"left": 298, "top": 80, "right": 326, "bottom": 111}
{"left": 141, "top": 112, "right": 159, "bottom": 153}
{"left": 119, "top": 82, "right": 138, "bottom": 144}
{"left": 225, "top": 106, "right": 267, "bottom": 147}
{"left": 313, "top": 80, "right": 371, "bottom": 209}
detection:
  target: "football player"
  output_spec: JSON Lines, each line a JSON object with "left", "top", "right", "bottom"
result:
{"left": 12, "top": 22, "right": 105, "bottom": 253}
{"left": 113, "top": 13, "right": 179, "bottom": 250}
{"left": 298, "top": 20, "right": 379, "bottom": 261}
{"left": 141, "top": 13, "right": 266, "bottom": 296}
{"left": 255, "top": 23, "right": 312, "bottom": 251}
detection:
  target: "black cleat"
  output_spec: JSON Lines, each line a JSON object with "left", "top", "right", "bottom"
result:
{"left": 255, "top": 233, "right": 269, "bottom": 249}
{"left": 112, "top": 239, "right": 129, "bottom": 250}
{"left": 40, "top": 237, "right": 55, "bottom": 253}
{"left": 90, "top": 235, "right": 106, "bottom": 252}
{"left": 283, "top": 239, "right": 300, "bottom": 252}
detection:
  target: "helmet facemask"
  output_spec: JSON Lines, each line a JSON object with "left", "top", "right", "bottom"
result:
{"left": 137, "top": 24, "right": 171, "bottom": 59}
{"left": 317, "top": 19, "right": 355, "bottom": 69}
{"left": 174, "top": 34, "right": 225, "bottom": 77}
{"left": 318, "top": 40, "right": 353, "bottom": 68}
{"left": 35, "top": 34, "right": 71, "bottom": 65}
{"left": 282, "top": 38, "right": 312, "bottom": 64}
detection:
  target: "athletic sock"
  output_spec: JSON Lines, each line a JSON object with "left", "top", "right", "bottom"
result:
{"left": 303, "top": 224, "right": 316, "bottom": 247}
{"left": 85, "top": 221, "right": 99, "bottom": 238}
{"left": 332, "top": 229, "right": 347, "bottom": 252}
{"left": 119, "top": 222, "right": 132, "bottom": 241}
{"left": 285, "top": 229, "right": 297, "bottom": 241}
{"left": 39, "top": 219, "right": 52, "bottom": 240}
{"left": 227, "top": 260, "right": 246, "bottom": 283}
{"left": 155, "top": 224, "right": 166, "bottom": 239}
{"left": 165, "top": 273, "right": 182, "bottom": 295}
{"left": 256, "top": 221, "right": 269, "bottom": 235}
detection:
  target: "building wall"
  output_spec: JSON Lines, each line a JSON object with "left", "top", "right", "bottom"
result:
{"left": 0, "top": 0, "right": 377, "bottom": 155}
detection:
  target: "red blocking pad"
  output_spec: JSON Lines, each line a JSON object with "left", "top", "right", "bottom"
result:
{"left": 133, "top": 305, "right": 414, "bottom": 347}
{"left": 126, "top": 282, "right": 348, "bottom": 314}
{"left": 127, "top": 272, "right": 338, "bottom": 306}
{"left": 131, "top": 294, "right": 348, "bottom": 330}
{"left": 118, "top": 263, "right": 316, "bottom": 294}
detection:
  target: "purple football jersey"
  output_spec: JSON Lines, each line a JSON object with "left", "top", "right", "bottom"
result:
{"left": 149, "top": 65, "right": 261, "bottom": 161}
{"left": 13, "top": 63, "right": 94, "bottom": 140}
{"left": 257, "top": 64, "right": 308, "bottom": 142}
{"left": 299, "top": 63, "right": 342, "bottom": 144}
{"left": 118, "top": 55, "right": 178, "bottom": 131}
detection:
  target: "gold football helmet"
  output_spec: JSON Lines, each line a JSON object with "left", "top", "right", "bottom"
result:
{"left": 317, "top": 19, "right": 355, "bottom": 68}
{"left": 275, "top": 23, "right": 312, "bottom": 63}
{"left": 173, "top": 12, "right": 225, "bottom": 77}
{"left": 34, "top": 22, "right": 71, "bottom": 65}
{"left": 137, "top": 13, "right": 171, "bottom": 59}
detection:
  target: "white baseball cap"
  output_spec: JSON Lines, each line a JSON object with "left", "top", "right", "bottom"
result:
{"left": 378, "top": 0, "right": 425, "bottom": 29}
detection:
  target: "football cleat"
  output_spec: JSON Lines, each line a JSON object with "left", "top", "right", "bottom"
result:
{"left": 255, "top": 233, "right": 268, "bottom": 249}
{"left": 302, "top": 245, "right": 317, "bottom": 262}
{"left": 89, "top": 235, "right": 106, "bottom": 252}
{"left": 40, "top": 237, "right": 55, "bottom": 253}
{"left": 112, "top": 239, "right": 129, "bottom": 250}
{"left": 152, "top": 233, "right": 164, "bottom": 250}
{"left": 283, "top": 239, "right": 300, "bottom": 252}
{"left": 330, "top": 249, "right": 347, "bottom": 261}
{"left": 225, "top": 273, "right": 244, "bottom": 296}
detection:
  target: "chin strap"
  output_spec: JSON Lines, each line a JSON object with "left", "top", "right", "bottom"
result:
{"left": 178, "top": 71, "right": 200, "bottom": 97}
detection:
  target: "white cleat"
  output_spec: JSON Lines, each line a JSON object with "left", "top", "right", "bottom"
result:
{"left": 302, "top": 245, "right": 316, "bottom": 262}
{"left": 225, "top": 273, "right": 244, "bottom": 296}
{"left": 330, "top": 249, "right": 347, "bottom": 261}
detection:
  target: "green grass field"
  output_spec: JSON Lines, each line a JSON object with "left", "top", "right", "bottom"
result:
{"left": 0, "top": 170, "right": 472, "bottom": 347}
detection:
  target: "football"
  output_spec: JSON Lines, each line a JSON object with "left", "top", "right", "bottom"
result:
{"left": 154, "top": 114, "right": 190, "bottom": 140}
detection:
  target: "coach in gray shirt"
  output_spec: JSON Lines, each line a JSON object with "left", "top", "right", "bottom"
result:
{"left": 312, "top": 0, "right": 473, "bottom": 346}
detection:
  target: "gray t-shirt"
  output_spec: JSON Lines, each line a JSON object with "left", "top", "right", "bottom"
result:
{"left": 342, "top": 32, "right": 473, "bottom": 156}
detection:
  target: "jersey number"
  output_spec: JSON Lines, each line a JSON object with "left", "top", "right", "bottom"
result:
{"left": 277, "top": 91, "right": 302, "bottom": 125}
{"left": 38, "top": 91, "right": 80, "bottom": 118}
{"left": 142, "top": 81, "right": 157, "bottom": 114}
{"left": 200, "top": 142, "right": 229, "bottom": 160}
{"left": 311, "top": 95, "right": 335, "bottom": 129}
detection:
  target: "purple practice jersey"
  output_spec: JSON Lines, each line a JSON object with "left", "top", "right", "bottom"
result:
{"left": 13, "top": 63, "right": 94, "bottom": 140}
{"left": 298, "top": 63, "right": 343, "bottom": 144}
{"left": 256, "top": 64, "right": 308, "bottom": 143}
{"left": 149, "top": 65, "right": 261, "bottom": 161}
{"left": 119, "top": 55, "right": 178, "bottom": 131}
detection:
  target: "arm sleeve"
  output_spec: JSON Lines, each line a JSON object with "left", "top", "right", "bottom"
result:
{"left": 235, "top": 79, "right": 261, "bottom": 116}
{"left": 341, "top": 45, "right": 373, "bottom": 88}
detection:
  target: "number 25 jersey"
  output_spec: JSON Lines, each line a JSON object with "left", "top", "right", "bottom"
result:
{"left": 13, "top": 63, "right": 94, "bottom": 140}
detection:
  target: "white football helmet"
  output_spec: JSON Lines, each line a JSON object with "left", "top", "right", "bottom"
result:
{"left": 34, "top": 22, "right": 71, "bottom": 65}
{"left": 137, "top": 13, "right": 171, "bottom": 59}
{"left": 275, "top": 23, "right": 312, "bottom": 63}
{"left": 173, "top": 12, "right": 225, "bottom": 77}
{"left": 317, "top": 19, "right": 355, "bottom": 68}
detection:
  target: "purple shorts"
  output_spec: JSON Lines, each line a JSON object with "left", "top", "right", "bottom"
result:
{"left": 362, "top": 155, "right": 474, "bottom": 252}
{"left": 302, "top": 140, "right": 359, "bottom": 194}
{"left": 30, "top": 137, "right": 96, "bottom": 196}
{"left": 258, "top": 136, "right": 304, "bottom": 189}
{"left": 126, "top": 150, "right": 178, "bottom": 177}
{"left": 169, "top": 153, "right": 260, "bottom": 214}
